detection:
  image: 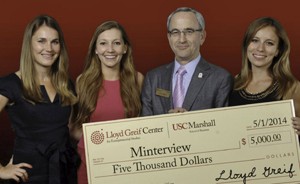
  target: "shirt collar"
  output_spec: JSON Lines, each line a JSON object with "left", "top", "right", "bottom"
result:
{"left": 174, "top": 54, "right": 201, "bottom": 74}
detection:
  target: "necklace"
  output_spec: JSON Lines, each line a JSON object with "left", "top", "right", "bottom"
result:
{"left": 239, "top": 81, "right": 279, "bottom": 101}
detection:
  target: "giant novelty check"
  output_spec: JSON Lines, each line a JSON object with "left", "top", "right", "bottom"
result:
{"left": 83, "top": 100, "right": 300, "bottom": 184}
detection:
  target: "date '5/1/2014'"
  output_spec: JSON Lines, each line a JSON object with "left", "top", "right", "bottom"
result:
{"left": 252, "top": 117, "right": 287, "bottom": 128}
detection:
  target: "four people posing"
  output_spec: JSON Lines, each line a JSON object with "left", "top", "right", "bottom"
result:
{"left": 1, "top": 7, "right": 300, "bottom": 183}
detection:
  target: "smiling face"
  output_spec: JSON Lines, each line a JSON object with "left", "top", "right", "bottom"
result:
{"left": 95, "top": 28, "right": 127, "bottom": 70}
{"left": 247, "top": 26, "right": 279, "bottom": 70}
{"left": 167, "top": 11, "right": 205, "bottom": 64}
{"left": 31, "top": 25, "right": 60, "bottom": 69}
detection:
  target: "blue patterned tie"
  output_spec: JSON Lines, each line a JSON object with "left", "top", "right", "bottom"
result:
{"left": 173, "top": 66, "right": 187, "bottom": 108}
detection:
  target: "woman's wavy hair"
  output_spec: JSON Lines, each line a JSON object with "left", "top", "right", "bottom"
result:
{"left": 234, "top": 17, "right": 298, "bottom": 99}
{"left": 20, "top": 15, "right": 76, "bottom": 105}
{"left": 72, "top": 21, "right": 141, "bottom": 128}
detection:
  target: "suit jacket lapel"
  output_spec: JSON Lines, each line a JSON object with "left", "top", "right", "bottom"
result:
{"left": 182, "top": 57, "right": 211, "bottom": 110}
{"left": 159, "top": 62, "right": 174, "bottom": 110}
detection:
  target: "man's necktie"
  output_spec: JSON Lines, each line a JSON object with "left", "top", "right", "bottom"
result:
{"left": 173, "top": 66, "right": 187, "bottom": 108}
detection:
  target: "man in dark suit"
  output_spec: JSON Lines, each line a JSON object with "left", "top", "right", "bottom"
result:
{"left": 141, "top": 7, "right": 233, "bottom": 116}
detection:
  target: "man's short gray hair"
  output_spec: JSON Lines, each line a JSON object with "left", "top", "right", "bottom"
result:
{"left": 167, "top": 7, "right": 205, "bottom": 31}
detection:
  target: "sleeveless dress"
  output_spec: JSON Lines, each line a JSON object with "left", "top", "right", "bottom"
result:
{"left": 0, "top": 73, "right": 78, "bottom": 184}
{"left": 229, "top": 81, "right": 280, "bottom": 106}
{"left": 77, "top": 80, "right": 125, "bottom": 184}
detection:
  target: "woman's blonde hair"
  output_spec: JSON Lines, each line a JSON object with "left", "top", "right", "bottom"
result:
{"left": 72, "top": 21, "right": 141, "bottom": 128}
{"left": 20, "top": 15, "right": 76, "bottom": 105}
{"left": 234, "top": 17, "right": 298, "bottom": 100}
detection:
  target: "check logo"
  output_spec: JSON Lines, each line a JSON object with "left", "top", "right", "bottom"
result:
{"left": 91, "top": 130, "right": 105, "bottom": 145}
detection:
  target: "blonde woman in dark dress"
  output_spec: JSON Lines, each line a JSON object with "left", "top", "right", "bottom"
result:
{"left": 0, "top": 15, "right": 78, "bottom": 183}
{"left": 229, "top": 17, "right": 300, "bottom": 134}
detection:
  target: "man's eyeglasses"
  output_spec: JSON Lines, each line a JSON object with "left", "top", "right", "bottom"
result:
{"left": 168, "top": 28, "right": 202, "bottom": 37}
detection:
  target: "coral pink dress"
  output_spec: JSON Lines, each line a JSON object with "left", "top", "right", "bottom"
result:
{"left": 77, "top": 80, "right": 125, "bottom": 184}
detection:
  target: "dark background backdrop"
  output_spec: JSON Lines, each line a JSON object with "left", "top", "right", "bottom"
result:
{"left": 1, "top": 0, "right": 299, "bottom": 166}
